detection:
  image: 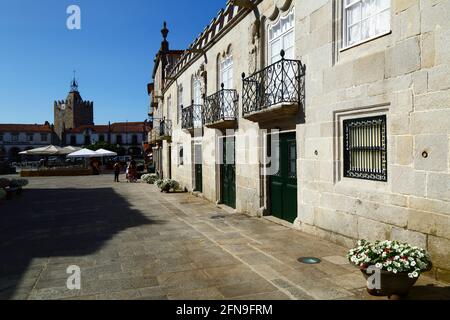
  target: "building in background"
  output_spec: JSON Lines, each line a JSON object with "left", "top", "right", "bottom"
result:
{"left": 146, "top": 0, "right": 450, "bottom": 281}
{"left": 65, "top": 121, "right": 148, "bottom": 157}
{"left": 54, "top": 77, "right": 94, "bottom": 144}
{"left": 0, "top": 123, "right": 55, "bottom": 162}
{"left": 1, "top": 77, "right": 148, "bottom": 161}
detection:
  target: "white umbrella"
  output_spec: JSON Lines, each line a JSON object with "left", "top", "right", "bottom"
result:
{"left": 95, "top": 149, "right": 117, "bottom": 157}
{"left": 67, "top": 148, "right": 98, "bottom": 158}
{"left": 61, "top": 146, "right": 82, "bottom": 154}
{"left": 19, "top": 145, "right": 64, "bottom": 155}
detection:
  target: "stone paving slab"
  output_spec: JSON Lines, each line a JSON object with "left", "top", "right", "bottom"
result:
{"left": 0, "top": 174, "right": 448, "bottom": 300}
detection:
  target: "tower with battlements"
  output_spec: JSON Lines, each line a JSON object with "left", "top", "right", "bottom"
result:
{"left": 54, "top": 76, "right": 94, "bottom": 144}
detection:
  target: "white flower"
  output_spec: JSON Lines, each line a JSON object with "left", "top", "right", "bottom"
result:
{"left": 393, "top": 269, "right": 398, "bottom": 274}
{"left": 411, "top": 261, "right": 416, "bottom": 267}
{"left": 375, "top": 263, "right": 383, "bottom": 269}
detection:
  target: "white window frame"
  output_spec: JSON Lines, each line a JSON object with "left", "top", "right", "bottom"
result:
{"left": 193, "top": 77, "right": 202, "bottom": 105}
{"left": 342, "top": 0, "right": 391, "bottom": 49}
{"left": 167, "top": 95, "right": 172, "bottom": 121}
{"left": 219, "top": 55, "right": 233, "bottom": 90}
{"left": 267, "top": 8, "right": 295, "bottom": 65}
{"left": 192, "top": 77, "right": 203, "bottom": 128}
{"left": 177, "top": 85, "right": 183, "bottom": 123}
{"left": 41, "top": 133, "right": 48, "bottom": 142}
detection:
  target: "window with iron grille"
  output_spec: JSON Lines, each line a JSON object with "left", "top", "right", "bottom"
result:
{"left": 343, "top": 115, "right": 387, "bottom": 181}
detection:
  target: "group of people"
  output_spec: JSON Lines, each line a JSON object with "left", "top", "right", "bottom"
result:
{"left": 113, "top": 159, "right": 138, "bottom": 183}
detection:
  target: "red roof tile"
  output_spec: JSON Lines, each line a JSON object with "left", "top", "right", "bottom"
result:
{"left": 66, "top": 122, "right": 146, "bottom": 134}
{"left": 0, "top": 123, "right": 53, "bottom": 133}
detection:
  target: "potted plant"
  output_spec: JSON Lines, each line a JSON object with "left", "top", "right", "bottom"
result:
{"left": 9, "top": 179, "right": 29, "bottom": 195}
{"left": 141, "top": 173, "right": 159, "bottom": 184}
{"left": 156, "top": 179, "right": 180, "bottom": 193}
{"left": 348, "top": 240, "right": 432, "bottom": 299}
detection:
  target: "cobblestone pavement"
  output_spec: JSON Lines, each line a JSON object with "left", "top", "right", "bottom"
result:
{"left": 0, "top": 175, "right": 449, "bottom": 300}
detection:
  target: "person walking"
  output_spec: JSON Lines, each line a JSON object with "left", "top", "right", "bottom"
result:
{"left": 113, "top": 161, "right": 121, "bottom": 182}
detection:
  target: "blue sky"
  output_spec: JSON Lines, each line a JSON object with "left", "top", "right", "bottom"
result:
{"left": 0, "top": 0, "right": 225, "bottom": 124}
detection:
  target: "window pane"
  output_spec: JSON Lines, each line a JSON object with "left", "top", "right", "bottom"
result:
{"left": 347, "top": 3, "right": 361, "bottom": 25}
{"left": 348, "top": 23, "right": 361, "bottom": 45}
{"left": 270, "top": 39, "right": 281, "bottom": 63}
{"left": 345, "top": 0, "right": 390, "bottom": 46}
{"left": 283, "top": 30, "right": 295, "bottom": 59}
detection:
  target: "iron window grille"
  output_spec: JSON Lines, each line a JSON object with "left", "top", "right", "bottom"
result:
{"left": 204, "top": 84, "right": 238, "bottom": 125}
{"left": 181, "top": 102, "right": 203, "bottom": 131}
{"left": 242, "top": 50, "right": 305, "bottom": 116}
{"left": 343, "top": 115, "right": 387, "bottom": 182}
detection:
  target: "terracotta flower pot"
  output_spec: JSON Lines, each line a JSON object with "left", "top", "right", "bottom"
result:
{"left": 360, "top": 268, "right": 419, "bottom": 299}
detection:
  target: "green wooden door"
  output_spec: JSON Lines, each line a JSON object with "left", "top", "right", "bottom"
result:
{"left": 270, "top": 132, "right": 297, "bottom": 223}
{"left": 221, "top": 137, "right": 236, "bottom": 208}
{"left": 194, "top": 144, "right": 203, "bottom": 192}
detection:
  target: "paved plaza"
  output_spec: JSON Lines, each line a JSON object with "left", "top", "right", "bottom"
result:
{"left": 0, "top": 175, "right": 448, "bottom": 300}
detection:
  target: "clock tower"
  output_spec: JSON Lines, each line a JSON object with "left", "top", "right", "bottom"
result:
{"left": 54, "top": 76, "right": 94, "bottom": 144}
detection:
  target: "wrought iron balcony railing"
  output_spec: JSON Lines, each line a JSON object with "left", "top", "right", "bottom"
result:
{"left": 181, "top": 102, "right": 203, "bottom": 131}
{"left": 242, "top": 50, "right": 305, "bottom": 117}
{"left": 204, "top": 85, "right": 238, "bottom": 126}
{"left": 158, "top": 119, "right": 172, "bottom": 139}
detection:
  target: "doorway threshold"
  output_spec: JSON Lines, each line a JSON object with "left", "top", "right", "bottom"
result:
{"left": 263, "top": 215, "right": 294, "bottom": 229}
{"left": 216, "top": 203, "right": 236, "bottom": 214}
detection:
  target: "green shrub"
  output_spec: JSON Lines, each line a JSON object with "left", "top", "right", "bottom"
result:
{"left": 0, "top": 188, "right": 6, "bottom": 200}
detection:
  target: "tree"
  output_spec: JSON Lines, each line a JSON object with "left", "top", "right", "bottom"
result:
{"left": 86, "top": 141, "right": 119, "bottom": 153}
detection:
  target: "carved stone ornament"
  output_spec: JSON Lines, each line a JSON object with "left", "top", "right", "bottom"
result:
{"left": 268, "top": 0, "right": 293, "bottom": 21}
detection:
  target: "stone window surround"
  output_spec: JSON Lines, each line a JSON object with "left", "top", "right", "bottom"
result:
{"left": 333, "top": 104, "right": 390, "bottom": 191}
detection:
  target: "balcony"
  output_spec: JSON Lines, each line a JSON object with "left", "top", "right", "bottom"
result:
{"left": 148, "top": 129, "right": 158, "bottom": 145}
{"left": 158, "top": 119, "right": 172, "bottom": 141}
{"left": 204, "top": 85, "right": 238, "bottom": 130}
{"left": 182, "top": 102, "right": 203, "bottom": 135}
{"left": 242, "top": 50, "right": 305, "bottom": 125}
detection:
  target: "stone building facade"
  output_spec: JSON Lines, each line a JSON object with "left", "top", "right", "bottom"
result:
{"left": 54, "top": 78, "right": 94, "bottom": 143}
{"left": 147, "top": 0, "right": 450, "bottom": 281}
{"left": 65, "top": 122, "right": 148, "bottom": 156}
{"left": 0, "top": 123, "right": 55, "bottom": 162}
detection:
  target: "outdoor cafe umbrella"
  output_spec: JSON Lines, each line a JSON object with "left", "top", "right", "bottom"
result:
{"left": 95, "top": 149, "right": 117, "bottom": 157}
{"left": 19, "top": 145, "right": 64, "bottom": 156}
{"left": 60, "top": 146, "right": 82, "bottom": 155}
{"left": 66, "top": 148, "right": 98, "bottom": 158}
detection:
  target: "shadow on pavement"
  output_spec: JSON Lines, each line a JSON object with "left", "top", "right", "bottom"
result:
{"left": 0, "top": 187, "right": 161, "bottom": 299}
{"left": 407, "top": 284, "right": 450, "bottom": 300}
